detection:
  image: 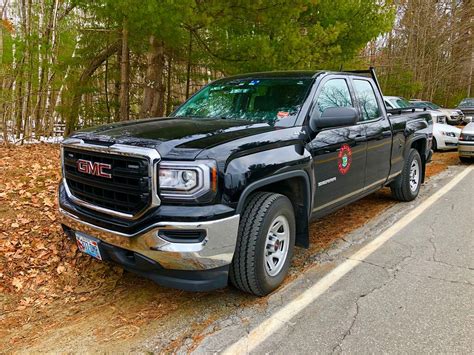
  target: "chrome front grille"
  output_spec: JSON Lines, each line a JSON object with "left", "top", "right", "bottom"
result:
{"left": 61, "top": 139, "right": 161, "bottom": 219}
{"left": 462, "top": 134, "right": 474, "bottom": 141}
{"left": 64, "top": 148, "right": 150, "bottom": 215}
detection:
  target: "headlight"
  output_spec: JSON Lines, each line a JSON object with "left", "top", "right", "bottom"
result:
{"left": 160, "top": 169, "right": 198, "bottom": 191}
{"left": 440, "top": 131, "right": 456, "bottom": 137}
{"left": 158, "top": 160, "right": 217, "bottom": 201}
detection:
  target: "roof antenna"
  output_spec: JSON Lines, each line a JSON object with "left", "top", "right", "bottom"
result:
{"left": 339, "top": 63, "right": 343, "bottom": 71}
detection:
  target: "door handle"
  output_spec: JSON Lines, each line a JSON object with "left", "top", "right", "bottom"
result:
{"left": 382, "top": 131, "right": 392, "bottom": 138}
{"left": 354, "top": 134, "right": 365, "bottom": 142}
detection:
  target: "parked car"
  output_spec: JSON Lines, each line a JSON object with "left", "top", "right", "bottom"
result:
{"left": 384, "top": 96, "right": 448, "bottom": 124}
{"left": 457, "top": 98, "right": 474, "bottom": 124}
{"left": 409, "top": 99, "right": 464, "bottom": 125}
{"left": 59, "top": 69, "right": 433, "bottom": 296}
{"left": 432, "top": 123, "right": 461, "bottom": 151}
{"left": 385, "top": 96, "right": 460, "bottom": 150}
{"left": 458, "top": 122, "right": 474, "bottom": 163}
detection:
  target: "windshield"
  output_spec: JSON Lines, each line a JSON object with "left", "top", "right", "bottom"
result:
{"left": 459, "top": 98, "right": 474, "bottom": 107}
{"left": 172, "top": 78, "right": 312, "bottom": 125}
{"left": 411, "top": 101, "right": 441, "bottom": 110}
{"left": 389, "top": 97, "right": 411, "bottom": 108}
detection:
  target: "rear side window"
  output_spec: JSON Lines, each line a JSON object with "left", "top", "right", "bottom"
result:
{"left": 316, "top": 79, "right": 353, "bottom": 114}
{"left": 353, "top": 80, "right": 380, "bottom": 121}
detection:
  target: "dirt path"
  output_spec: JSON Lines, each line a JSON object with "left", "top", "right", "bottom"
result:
{"left": 0, "top": 145, "right": 462, "bottom": 352}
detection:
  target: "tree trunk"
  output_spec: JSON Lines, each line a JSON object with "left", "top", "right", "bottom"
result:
{"left": 113, "top": 50, "right": 121, "bottom": 122}
{"left": 65, "top": 41, "right": 120, "bottom": 135}
{"left": 468, "top": 49, "right": 473, "bottom": 97}
{"left": 139, "top": 35, "right": 165, "bottom": 118}
{"left": 185, "top": 32, "right": 192, "bottom": 99}
{"left": 52, "top": 34, "right": 79, "bottom": 127}
{"left": 15, "top": 72, "right": 23, "bottom": 138}
{"left": 119, "top": 18, "right": 130, "bottom": 121}
{"left": 166, "top": 55, "right": 173, "bottom": 115}
{"left": 105, "top": 57, "right": 111, "bottom": 122}
{"left": 151, "top": 41, "right": 165, "bottom": 117}
{"left": 34, "top": 0, "right": 57, "bottom": 137}
{"left": 0, "top": 11, "right": 3, "bottom": 60}
{"left": 20, "top": 0, "right": 32, "bottom": 142}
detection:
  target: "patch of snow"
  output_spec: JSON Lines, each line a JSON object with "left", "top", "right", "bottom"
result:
{"left": 0, "top": 133, "right": 64, "bottom": 145}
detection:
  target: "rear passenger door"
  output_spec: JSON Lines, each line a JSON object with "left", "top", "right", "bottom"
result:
{"left": 352, "top": 78, "right": 393, "bottom": 188}
{"left": 309, "top": 76, "right": 367, "bottom": 214}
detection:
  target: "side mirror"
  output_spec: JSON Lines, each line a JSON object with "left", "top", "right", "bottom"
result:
{"left": 310, "top": 107, "right": 358, "bottom": 131}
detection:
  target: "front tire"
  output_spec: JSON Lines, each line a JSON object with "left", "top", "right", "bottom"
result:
{"left": 459, "top": 156, "right": 472, "bottom": 164}
{"left": 432, "top": 138, "right": 438, "bottom": 151}
{"left": 391, "top": 148, "right": 422, "bottom": 202}
{"left": 230, "top": 192, "right": 295, "bottom": 296}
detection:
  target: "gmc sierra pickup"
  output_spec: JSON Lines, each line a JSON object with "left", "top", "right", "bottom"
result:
{"left": 59, "top": 69, "right": 433, "bottom": 296}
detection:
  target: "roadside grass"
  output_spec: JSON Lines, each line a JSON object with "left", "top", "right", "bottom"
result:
{"left": 0, "top": 144, "right": 462, "bottom": 352}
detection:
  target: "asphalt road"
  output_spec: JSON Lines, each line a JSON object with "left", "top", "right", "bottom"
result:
{"left": 194, "top": 166, "right": 473, "bottom": 354}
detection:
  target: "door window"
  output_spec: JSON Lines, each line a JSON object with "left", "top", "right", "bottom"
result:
{"left": 316, "top": 79, "right": 353, "bottom": 114}
{"left": 353, "top": 80, "right": 381, "bottom": 121}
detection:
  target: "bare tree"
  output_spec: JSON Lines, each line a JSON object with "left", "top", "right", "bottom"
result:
{"left": 139, "top": 35, "right": 165, "bottom": 118}
{"left": 119, "top": 18, "right": 129, "bottom": 121}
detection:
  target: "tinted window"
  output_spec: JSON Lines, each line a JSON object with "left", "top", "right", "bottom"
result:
{"left": 411, "top": 102, "right": 426, "bottom": 108}
{"left": 353, "top": 80, "right": 380, "bottom": 121}
{"left": 411, "top": 101, "right": 440, "bottom": 110}
{"left": 316, "top": 79, "right": 353, "bottom": 114}
{"left": 427, "top": 102, "right": 441, "bottom": 109}
{"left": 173, "top": 78, "right": 312, "bottom": 125}
{"left": 459, "top": 98, "right": 474, "bottom": 107}
{"left": 394, "top": 97, "right": 411, "bottom": 108}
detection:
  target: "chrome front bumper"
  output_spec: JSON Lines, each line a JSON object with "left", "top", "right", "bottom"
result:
{"left": 458, "top": 142, "right": 474, "bottom": 157}
{"left": 59, "top": 208, "right": 240, "bottom": 271}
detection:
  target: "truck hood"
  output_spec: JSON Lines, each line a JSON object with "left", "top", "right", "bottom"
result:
{"left": 439, "top": 108, "right": 462, "bottom": 116}
{"left": 71, "top": 117, "right": 278, "bottom": 160}
{"left": 433, "top": 123, "right": 461, "bottom": 134}
{"left": 462, "top": 122, "right": 474, "bottom": 135}
{"left": 457, "top": 106, "right": 474, "bottom": 113}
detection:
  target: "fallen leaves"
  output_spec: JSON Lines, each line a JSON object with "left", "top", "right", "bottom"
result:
{"left": 11, "top": 278, "right": 23, "bottom": 291}
{"left": 0, "top": 144, "right": 121, "bottom": 309}
{"left": 425, "top": 151, "right": 460, "bottom": 177}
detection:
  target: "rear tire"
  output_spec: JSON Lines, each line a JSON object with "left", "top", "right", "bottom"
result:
{"left": 432, "top": 138, "right": 438, "bottom": 151}
{"left": 391, "top": 149, "right": 422, "bottom": 202}
{"left": 230, "top": 192, "right": 295, "bottom": 296}
{"left": 459, "top": 157, "right": 472, "bottom": 164}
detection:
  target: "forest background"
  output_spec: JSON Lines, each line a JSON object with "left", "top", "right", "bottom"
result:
{"left": 0, "top": 0, "right": 472, "bottom": 141}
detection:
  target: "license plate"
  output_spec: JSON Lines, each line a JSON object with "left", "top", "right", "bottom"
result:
{"left": 76, "top": 232, "right": 102, "bottom": 260}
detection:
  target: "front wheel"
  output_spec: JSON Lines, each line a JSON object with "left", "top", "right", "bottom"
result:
{"left": 230, "top": 192, "right": 295, "bottom": 296}
{"left": 459, "top": 156, "right": 472, "bottom": 164}
{"left": 391, "top": 148, "right": 422, "bottom": 202}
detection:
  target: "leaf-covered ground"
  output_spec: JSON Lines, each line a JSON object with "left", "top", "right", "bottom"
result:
{"left": 0, "top": 144, "right": 461, "bottom": 352}
{"left": 0, "top": 144, "right": 123, "bottom": 300}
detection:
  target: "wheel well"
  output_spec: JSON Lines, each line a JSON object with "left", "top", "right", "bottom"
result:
{"left": 411, "top": 138, "right": 427, "bottom": 183}
{"left": 248, "top": 176, "right": 310, "bottom": 248}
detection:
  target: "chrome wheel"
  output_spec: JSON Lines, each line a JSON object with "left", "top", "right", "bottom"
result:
{"left": 409, "top": 160, "right": 420, "bottom": 192}
{"left": 264, "top": 215, "right": 290, "bottom": 277}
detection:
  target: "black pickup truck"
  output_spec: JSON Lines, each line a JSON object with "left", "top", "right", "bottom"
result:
{"left": 59, "top": 69, "right": 433, "bottom": 296}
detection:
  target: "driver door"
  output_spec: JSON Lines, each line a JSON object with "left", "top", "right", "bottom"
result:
{"left": 308, "top": 76, "right": 367, "bottom": 214}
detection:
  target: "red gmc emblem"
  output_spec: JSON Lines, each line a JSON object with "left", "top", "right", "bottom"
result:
{"left": 76, "top": 159, "right": 112, "bottom": 178}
